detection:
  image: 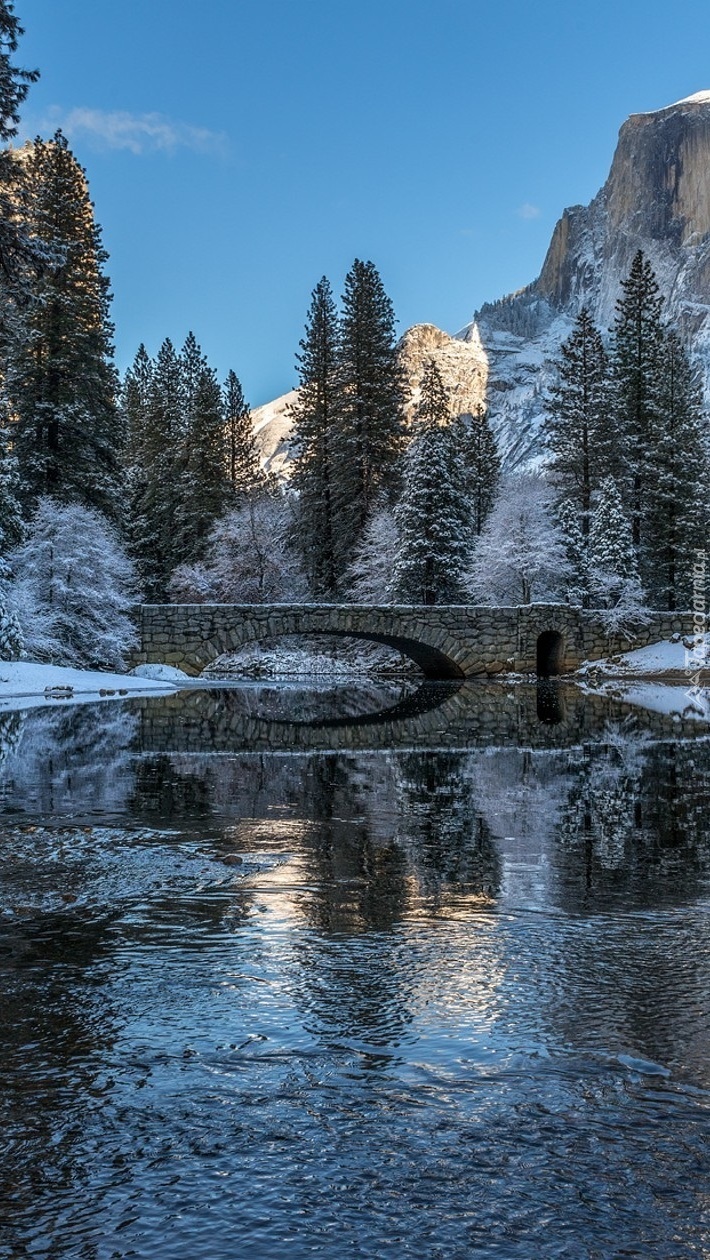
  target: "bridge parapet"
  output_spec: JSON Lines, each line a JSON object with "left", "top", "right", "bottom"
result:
{"left": 131, "top": 604, "right": 704, "bottom": 679}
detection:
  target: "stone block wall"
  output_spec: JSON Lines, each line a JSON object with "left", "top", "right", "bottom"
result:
{"left": 131, "top": 603, "right": 706, "bottom": 679}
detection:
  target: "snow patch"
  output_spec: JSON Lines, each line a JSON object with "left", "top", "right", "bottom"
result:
{"left": 578, "top": 635, "right": 710, "bottom": 678}
{"left": 131, "top": 663, "right": 191, "bottom": 681}
{"left": 644, "top": 91, "right": 710, "bottom": 113}
{"left": 0, "top": 659, "right": 179, "bottom": 711}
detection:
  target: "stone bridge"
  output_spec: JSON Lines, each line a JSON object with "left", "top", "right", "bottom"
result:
{"left": 133, "top": 603, "right": 702, "bottom": 679}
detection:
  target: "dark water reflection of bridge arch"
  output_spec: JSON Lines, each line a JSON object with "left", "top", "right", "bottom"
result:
{"left": 136, "top": 680, "right": 710, "bottom": 757}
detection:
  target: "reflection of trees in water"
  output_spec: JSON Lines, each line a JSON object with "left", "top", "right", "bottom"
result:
{"left": 131, "top": 754, "right": 214, "bottom": 822}
{"left": 295, "top": 754, "right": 410, "bottom": 935}
{"left": 469, "top": 747, "right": 573, "bottom": 854}
{"left": 529, "top": 733, "right": 710, "bottom": 1084}
{"left": 393, "top": 752, "right": 501, "bottom": 904}
{"left": 0, "top": 703, "right": 138, "bottom": 817}
{"left": 131, "top": 752, "right": 310, "bottom": 827}
{"left": 0, "top": 898, "right": 119, "bottom": 1256}
{"left": 0, "top": 710, "right": 23, "bottom": 771}
{"left": 552, "top": 728, "right": 710, "bottom": 912}
{"left": 285, "top": 754, "right": 412, "bottom": 1052}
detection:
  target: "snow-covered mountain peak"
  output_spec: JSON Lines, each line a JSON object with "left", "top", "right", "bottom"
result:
{"left": 645, "top": 90, "right": 710, "bottom": 112}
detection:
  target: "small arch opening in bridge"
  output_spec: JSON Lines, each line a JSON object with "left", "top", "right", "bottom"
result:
{"left": 536, "top": 630, "right": 565, "bottom": 677}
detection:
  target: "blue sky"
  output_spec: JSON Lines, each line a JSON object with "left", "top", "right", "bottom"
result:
{"left": 16, "top": 0, "right": 710, "bottom": 405}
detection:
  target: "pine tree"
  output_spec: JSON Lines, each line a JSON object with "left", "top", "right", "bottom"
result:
{"left": 9, "top": 132, "right": 121, "bottom": 517}
{"left": 289, "top": 276, "right": 341, "bottom": 596}
{"left": 556, "top": 498, "right": 588, "bottom": 605}
{"left": 645, "top": 330, "right": 708, "bottom": 609}
{"left": 335, "top": 259, "right": 406, "bottom": 559}
{"left": 122, "top": 343, "right": 153, "bottom": 467}
{"left": 588, "top": 477, "right": 640, "bottom": 607}
{"left": 128, "top": 337, "right": 184, "bottom": 600}
{"left": 545, "top": 307, "right": 612, "bottom": 533}
{"left": 174, "top": 359, "right": 231, "bottom": 564}
{"left": 610, "top": 251, "right": 665, "bottom": 560}
{"left": 0, "top": 402, "right": 23, "bottom": 555}
{"left": 0, "top": 599, "right": 22, "bottom": 659}
{"left": 393, "top": 361, "right": 470, "bottom": 604}
{"left": 452, "top": 407, "right": 501, "bottom": 535}
{"left": 223, "top": 368, "right": 265, "bottom": 498}
{"left": 0, "top": 2, "right": 38, "bottom": 293}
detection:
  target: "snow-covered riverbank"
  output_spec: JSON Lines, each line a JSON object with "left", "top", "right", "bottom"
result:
{"left": 576, "top": 635, "right": 710, "bottom": 721}
{"left": 578, "top": 634, "right": 710, "bottom": 681}
{"left": 0, "top": 660, "right": 181, "bottom": 712}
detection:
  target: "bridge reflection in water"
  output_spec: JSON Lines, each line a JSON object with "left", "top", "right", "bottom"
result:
{"left": 135, "top": 680, "right": 709, "bottom": 757}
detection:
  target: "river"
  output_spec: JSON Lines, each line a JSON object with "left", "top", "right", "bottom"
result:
{"left": 1, "top": 681, "right": 709, "bottom": 1259}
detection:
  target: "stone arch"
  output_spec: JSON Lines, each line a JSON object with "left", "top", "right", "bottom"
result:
{"left": 202, "top": 620, "right": 465, "bottom": 680}
{"left": 536, "top": 629, "right": 565, "bottom": 677}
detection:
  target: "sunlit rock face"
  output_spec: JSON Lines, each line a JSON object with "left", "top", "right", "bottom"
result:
{"left": 459, "top": 92, "right": 710, "bottom": 468}
{"left": 536, "top": 91, "right": 710, "bottom": 327}
{"left": 398, "top": 322, "right": 488, "bottom": 423}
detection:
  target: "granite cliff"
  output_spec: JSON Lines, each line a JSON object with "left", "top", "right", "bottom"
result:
{"left": 462, "top": 91, "right": 710, "bottom": 466}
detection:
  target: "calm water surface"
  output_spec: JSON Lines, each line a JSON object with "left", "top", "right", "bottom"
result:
{"left": 0, "top": 682, "right": 709, "bottom": 1259}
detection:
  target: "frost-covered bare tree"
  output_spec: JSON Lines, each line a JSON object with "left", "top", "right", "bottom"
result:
{"left": 345, "top": 506, "right": 399, "bottom": 604}
{"left": 169, "top": 494, "right": 307, "bottom": 604}
{"left": 468, "top": 474, "right": 570, "bottom": 605}
{"left": 8, "top": 498, "right": 139, "bottom": 668}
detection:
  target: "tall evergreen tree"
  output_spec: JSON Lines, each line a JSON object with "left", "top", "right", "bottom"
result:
{"left": 175, "top": 359, "right": 232, "bottom": 564}
{"left": 453, "top": 407, "right": 501, "bottom": 535}
{"left": 556, "top": 498, "right": 588, "bottom": 605}
{"left": 646, "top": 330, "right": 708, "bottom": 609}
{"left": 289, "top": 276, "right": 342, "bottom": 596}
{"left": 122, "top": 343, "right": 153, "bottom": 468}
{"left": 0, "top": 2, "right": 38, "bottom": 292}
{"left": 545, "top": 306, "right": 612, "bottom": 532}
{"left": 588, "top": 477, "right": 640, "bottom": 607}
{"left": 179, "top": 330, "right": 208, "bottom": 415}
{"left": 0, "top": 398, "right": 23, "bottom": 556}
{"left": 610, "top": 251, "right": 665, "bottom": 557}
{"left": 128, "top": 337, "right": 184, "bottom": 600}
{"left": 9, "top": 132, "right": 120, "bottom": 517}
{"left": 393, "top": 361, "right": 470, "bottom": 604}
{"left": 335, "top": 259, "right": 406, "bottom": 557}
{"left": 223, "top": 368, "right": 264, "bottom": 498}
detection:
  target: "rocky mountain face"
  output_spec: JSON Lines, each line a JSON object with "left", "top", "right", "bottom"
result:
{"left": 397, "top": 323, "right": 488, "bottom": 421}
{"left": 462, "top": 91, "right": 710, "bottom": 467}
{"left": 254, "top": 93, "right": 710, "bottom": 478}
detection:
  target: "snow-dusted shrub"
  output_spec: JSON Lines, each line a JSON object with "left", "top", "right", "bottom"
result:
{"left": 8, "top": 498, "right": 140, "bottom": 669}
{"left": 169, "top": 494, "right": 307, "bottom": 604}
{"left": 345, "top": 507, "right": 399, "bottom": 603}
{"left": 592, "top": 577, "right": 652, "bottom": 638}
{"left": 0, "top": 602, "right": 24, "bottom": 660}
{"left": 468, "top": 473, "right": 570, "bottom": 605}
